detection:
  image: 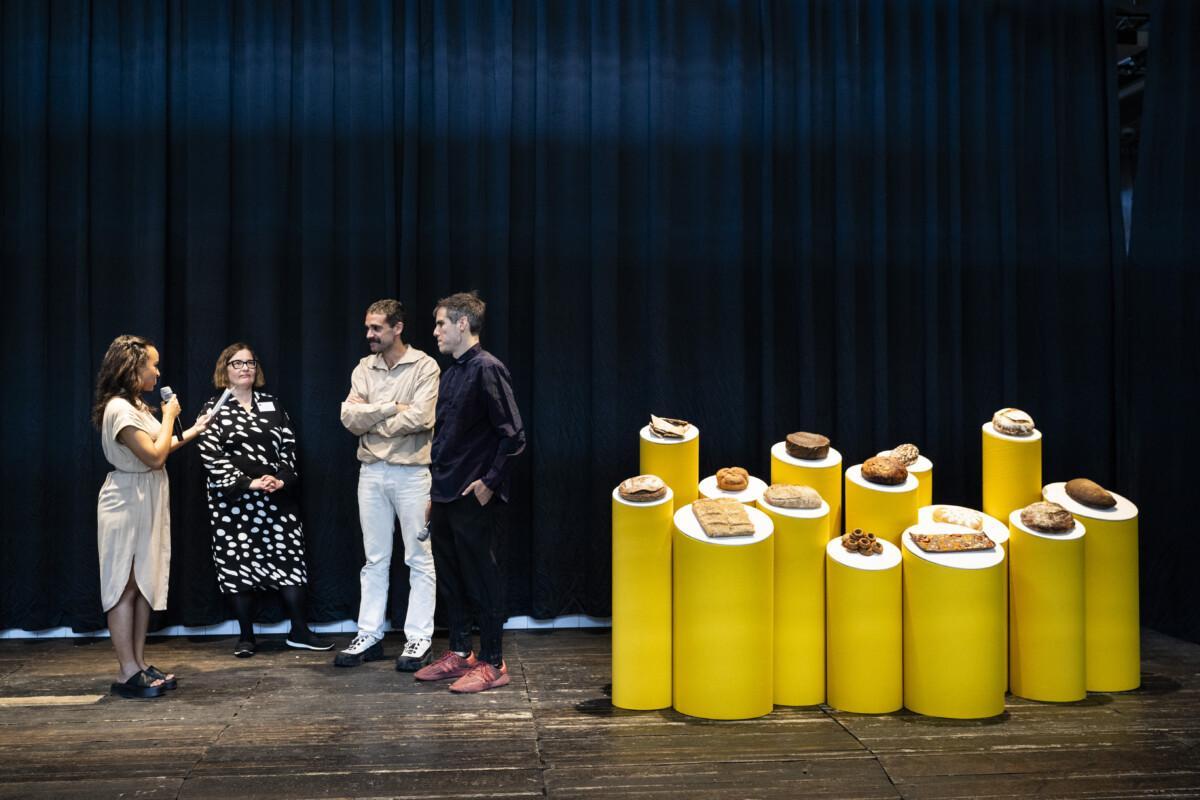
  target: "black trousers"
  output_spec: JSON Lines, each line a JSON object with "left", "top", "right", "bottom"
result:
{"left": 430, "top": 495, "right": 506, "bottom": 665}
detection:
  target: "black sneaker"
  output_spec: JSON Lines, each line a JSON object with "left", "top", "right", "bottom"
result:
{"left": 233, "top": 639, "right": 256, "bottom": 658}
{"left": 286, "top": 629, "right": 335, "bottom": 651}
{"left": 394, "top": 637, "right": 432, "bottom": 672}
{"left": 333, "top": 634, "right": 385, "bottom": 667}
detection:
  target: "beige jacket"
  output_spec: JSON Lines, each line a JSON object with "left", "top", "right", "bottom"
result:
{"left": 340, "top": 347, "right": 440, "bottom": 465}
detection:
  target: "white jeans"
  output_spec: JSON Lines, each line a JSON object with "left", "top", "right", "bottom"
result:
{"left": 356, "top": 462, "right": 435, "bottom": 640}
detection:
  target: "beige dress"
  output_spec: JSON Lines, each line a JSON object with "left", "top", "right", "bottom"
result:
{"left": 96, "top": 397, "right": 171, "bottom": 611}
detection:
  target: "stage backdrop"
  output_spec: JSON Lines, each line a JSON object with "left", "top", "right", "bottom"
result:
{"left": 4, "top": 0, "right": 1186, "bottom": 640}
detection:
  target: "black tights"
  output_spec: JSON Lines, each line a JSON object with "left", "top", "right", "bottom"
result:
{"left": 232, "top": 586, "right": 309, "bottom": 641}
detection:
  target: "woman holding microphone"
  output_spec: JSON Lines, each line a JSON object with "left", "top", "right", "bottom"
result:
{"left": 93, "top": 335, "right": 208, "bottom": 698}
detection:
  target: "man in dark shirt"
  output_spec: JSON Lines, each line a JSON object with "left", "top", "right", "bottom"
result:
{"left": 414, "top": 291, "right": 525, "bottom": 693}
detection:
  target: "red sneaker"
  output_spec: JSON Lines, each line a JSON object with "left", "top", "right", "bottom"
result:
{"left": 449, "top": 660, "right": 510, "bottom": 693}
{"left": 414, "top": 650, "right": 477, "bottom": 682}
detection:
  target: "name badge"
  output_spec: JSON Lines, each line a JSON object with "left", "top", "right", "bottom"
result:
{"left": 257, "top": 401, "right": 276, "bottom": 412}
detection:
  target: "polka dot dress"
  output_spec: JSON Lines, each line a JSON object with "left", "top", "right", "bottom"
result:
{"left": 198, "top": 391, "right": 308, "bottom": 594}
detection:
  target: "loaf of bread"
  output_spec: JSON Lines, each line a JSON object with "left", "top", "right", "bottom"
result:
{"left": 617, "top": 474, "right": 668, "bottom": 503}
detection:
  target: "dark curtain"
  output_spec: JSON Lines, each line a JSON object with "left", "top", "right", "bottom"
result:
{"left": 1, "top": 1, "right": 1129, "bottom": 634}
{"left": 1123, "top": 0, "right": 1200, "bottom": 642}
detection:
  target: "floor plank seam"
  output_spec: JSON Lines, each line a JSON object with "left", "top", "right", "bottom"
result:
{"left": 175, "top": 672, "right": 265, "bottom": 799}
{"left": 517, "top": 647, "right": 551, "bottom": 798}
{"left": 823, "top": 709, "right": 904, "bottom": 798}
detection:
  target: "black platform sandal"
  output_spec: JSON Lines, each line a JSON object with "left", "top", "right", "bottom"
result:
{"left": 144, "top": 665, "right": 177, "bottom": 690}
{"left": 110, "top": 670, "right": 165, "bottom": 699}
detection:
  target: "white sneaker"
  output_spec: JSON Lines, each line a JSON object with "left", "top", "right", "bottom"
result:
{"left": 333, "top": 633, "right": 384, "bottom": 667}
{"left": 395, "top": 637, "right": 433, "bottom": 672}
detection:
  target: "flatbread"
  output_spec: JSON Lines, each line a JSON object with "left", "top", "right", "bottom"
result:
{"left": 692, "top": 497, "right": 755, "bottom": 538}
{"left": 649, "top": 414, "right": 691, "bottom": 439}
{"left": 909, "top": 532, "right": 996, "bottom": 552}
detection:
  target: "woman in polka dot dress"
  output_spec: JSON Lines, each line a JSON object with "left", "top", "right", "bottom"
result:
{"left": 199, "top": 343, "right": 333, "bottom": 657}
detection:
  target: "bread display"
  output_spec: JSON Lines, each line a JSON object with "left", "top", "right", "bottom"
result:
{"left": 692, "top": 498, "right": 756, "bottom": 538}
{"left": 1020, "top": 501, "right": 1076, "bottom": 533}
{"left": 617, "top": 474, "right": 668, "bottom": 503}
{"left": 861, "top": 456, "right": 908, "bottom": 486}
{"left": 884, "top": 443, "right": 920, "bottom": 467}
{"left": 931, "top": 506, "right": 985, "bottom": 531}
{"left": 785, "top": 431, "right": 830, "bottom": 460}
{"left": 715, "top": 467, "right": 750, "bottom": 492}
{"left": 649, "top": 414, "right": 691, "bottom": 439}
{"left": 762, "top": 484, "right": 822, "bottom": 509}
{"left": 909, "top": 531, "right": 996, "bottom": 552}
{"left": 841, "top": 528, "right": 883, "bottom": 555}
{"left": 992, "top": 407, "right": 1035, "bottom": 436}
{"left": 1064, "top": 478, "right": 1117, "bottom": 509}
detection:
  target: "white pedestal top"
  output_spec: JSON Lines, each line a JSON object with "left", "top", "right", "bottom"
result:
{"left": 757, "top": 497, "right": 830, "bottom": 520}
{"left": 1008, "top": 509, "right": 1086, "bottom": 541}
{"left": 611, "top": 486, "right": 675, "bottom": 509}
{"left": 981, "top": 421, "right": 1043, "bottom": 443}
{"left": 674, "top": 503, "right": 774, "bottom": 546}
{"left": 902, "top": 522, "right": 1006, "bottom": 570}
{"left": 1042, "top": 482, "right": 1138, "bottom": 522}
{"left": 875, "top": 451, "right": 933, "bottom": 474}
{"left": 845, "top": 464, "right": 919, "bottom": 494}
{"left": 699, "top": 474, "right": 767, "bottom": 504}
{"left": 918, "top": 504, "right": 1009, "bottom": 546}
{"left": 826, "top": 535, "right": 902, "bottom": 571}
{"left": 640, "top": 424, "right": 699, "bottom": 445}
{"left": 770, "top": 441, "right": 843, "bottom": 469}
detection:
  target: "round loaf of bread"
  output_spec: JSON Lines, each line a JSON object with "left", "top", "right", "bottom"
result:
{"left": 1020, "top": 501, "right": 1075, "bottom": 533}
{"left": 993, "top": 407, "right": 1035, "bottom": 436}
{"left": 715, "top": 467, "right": 750, "bottom": 491}
{"left": 785, "top": 431, "right": 830, "bottom": 460}
{"left": 886, "top": 443, "right": 920, "bottom": 466}
{"left": 617, "top": 474, "right": 668, "bottom": 503}
{"left": 861, "top": 456, "right": 908, "bottom": 486}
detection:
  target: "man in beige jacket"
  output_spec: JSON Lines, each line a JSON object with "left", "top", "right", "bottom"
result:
{"left": 336, "top": 299, "right": 440, "bottom": 670}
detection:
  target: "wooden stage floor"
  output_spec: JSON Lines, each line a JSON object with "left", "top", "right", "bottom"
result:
{"left": 0, "top": 629, "right": 1198, "bottom": 799}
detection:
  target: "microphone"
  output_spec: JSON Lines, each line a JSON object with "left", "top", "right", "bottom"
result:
{"left": 159, "top": 386, "right": 185, "bottom": 440}
{"left": 210, "top": 387, "right": 233, "bottom": 417}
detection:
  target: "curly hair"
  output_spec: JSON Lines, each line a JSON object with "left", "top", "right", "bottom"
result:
{"left": 212, "top": 342, "right": 266, "bottom": 389}
{"left": 92, "top": 335, "right": 155, "bottom": 429}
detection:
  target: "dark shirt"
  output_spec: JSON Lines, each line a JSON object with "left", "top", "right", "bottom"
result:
{"left": 431, "top": 344, "right": 525, "bottom": 503}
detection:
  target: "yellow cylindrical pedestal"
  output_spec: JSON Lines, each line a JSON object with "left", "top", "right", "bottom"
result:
{"left": 673, "top": 504, "right": 774, "bottom": 719}
{"left": 1008, "top": 511, "right": 1086, "bottom": 702}
{"left": 902, "top": 524, "right": 1006, "bottom": 718}
{"left": 699, "top": 474, "right": 768, "bottom": 507}
{"left": 826, "top": 538, "right": 902, "bottom": 714}
{"left": 878, "top": 451, "right": 933, "bottom": 508}
{"left": 843, "top": 465, "right": 919, "bottom": 546}
{"left": 770, "top": 443, "right": 843, "bottom": 540}
{"left": 1044, "top": 483, "right": 1140, "bottom": 692}
{"left": 611, "top": 487, "right": 675, "bottom": 710}
{"left": 758, "top": 498, "right": 830, "bottom": 707}
{"left": 919, "top": 504, "right": 1012, "bottom": 687}
{"left": 640, "top": 425, "right": 700, "bottom": 510}
{"left": 981, "top": 423, "right": 1042, "bottom": 522}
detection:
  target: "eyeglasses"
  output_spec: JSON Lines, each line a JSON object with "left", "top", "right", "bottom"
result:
{"left": 228, "top": 359, "right": 258, "bottom": 370}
